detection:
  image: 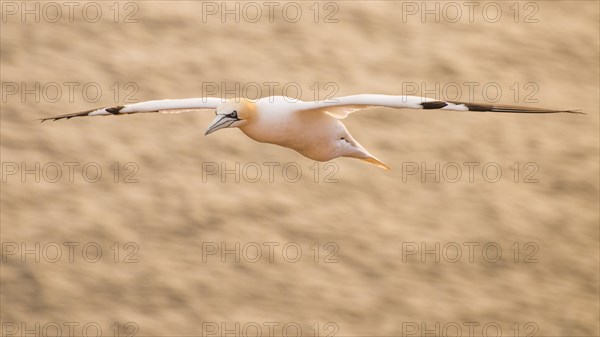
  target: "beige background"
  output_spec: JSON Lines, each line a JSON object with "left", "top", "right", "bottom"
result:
{"left": 1, "top": 1, "right": 599, "bottom": 336}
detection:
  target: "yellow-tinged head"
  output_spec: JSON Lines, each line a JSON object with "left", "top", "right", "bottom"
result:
{"left": 204, "top": 98, "right": 256, "bottom": 135}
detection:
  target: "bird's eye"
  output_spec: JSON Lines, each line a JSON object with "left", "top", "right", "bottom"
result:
{"left": 230, "top": 111, "right": 238, "bottom": 119}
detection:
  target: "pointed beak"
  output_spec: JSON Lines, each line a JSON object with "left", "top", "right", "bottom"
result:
{"left": 204, "top": 115, "right": 236, "bottom": 136}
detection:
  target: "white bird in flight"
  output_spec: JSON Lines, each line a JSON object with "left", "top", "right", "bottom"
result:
{"left": 41, "top": 94, "right": 578, "bottom": 169}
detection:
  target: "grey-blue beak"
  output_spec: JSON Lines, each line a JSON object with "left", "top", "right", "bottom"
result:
{"left": 204, "top": 115, "right": 237, "bottom": 135}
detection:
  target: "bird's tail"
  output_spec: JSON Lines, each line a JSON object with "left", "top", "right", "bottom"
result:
{"left": 359, "top": 156, "right": 391, "bottom": 170}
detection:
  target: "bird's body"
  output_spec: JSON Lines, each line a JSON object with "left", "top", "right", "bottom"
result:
{"left": 241, "top": 96, "right": 364, "bottom": 162}
{"left": 41, "top": 94, "right": 579, "bottom": 169}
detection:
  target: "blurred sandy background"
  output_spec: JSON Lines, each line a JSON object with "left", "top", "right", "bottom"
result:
{"left": 1, "top": 1, "right": 599, "bottom": 336}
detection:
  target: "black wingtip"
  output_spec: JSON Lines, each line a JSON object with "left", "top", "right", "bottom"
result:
{"left": 564, "top": 109, "right": 585, "bottom": 114}
{"left": 421, "top": 101, "right": 448, "bottom": 109}
{"left": 39, "top": 106, "right": 128, "bottom": 123}
{"left": 39, "top": 108, "right": 99, "bottom": 122}
{"left": 106, "top": 106, "right": 124, "bottom": 114}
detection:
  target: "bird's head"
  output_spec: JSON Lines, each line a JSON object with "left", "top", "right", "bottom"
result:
{"left": 204, "top": 98, "right": 255, "bottom": 135}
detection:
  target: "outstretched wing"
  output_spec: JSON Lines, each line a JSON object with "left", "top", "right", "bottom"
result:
{"left": 40, "top": 97, "right": 224, "bottom": 122}
{"left": 297, "top": 94, "right": 580, "bottom": 119}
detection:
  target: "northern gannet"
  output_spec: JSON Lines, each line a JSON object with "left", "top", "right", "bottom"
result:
{"left": 40, "top": 95, "right": 578, "bottom": 169}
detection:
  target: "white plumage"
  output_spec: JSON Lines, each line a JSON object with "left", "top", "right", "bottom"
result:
{"left": 41, "top": 94, "right": 578, "bottom": 169}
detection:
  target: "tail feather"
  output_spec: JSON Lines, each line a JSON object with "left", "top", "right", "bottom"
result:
{"left": 359, "top": 156, "right": 391, "bottom": 170}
